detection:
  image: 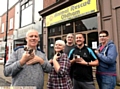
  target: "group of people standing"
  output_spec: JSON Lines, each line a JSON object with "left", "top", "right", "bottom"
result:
{"left": 4, "top": 29, "right": 118, "bottom": 89}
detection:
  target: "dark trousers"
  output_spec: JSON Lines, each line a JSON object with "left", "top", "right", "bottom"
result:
{"left": 73, "top": 78, "right": 95, "bottom": 89}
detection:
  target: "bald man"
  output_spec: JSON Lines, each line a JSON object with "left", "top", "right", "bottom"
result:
{"left": 4, "top": 29, "right": 52, "bottom": 89}
{"left": 64, "top": 33, "right": 75, "bottom": 56}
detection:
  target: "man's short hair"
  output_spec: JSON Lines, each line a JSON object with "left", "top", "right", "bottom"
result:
{"left": 66, "top": 33, "right": 74, "bottom": 38}
{"left": 26, "top": 29, "right": 38, "bottom": 37}
{"left": 99, "top": 30, "right": 109, "bottom": 36}
{"left": 76, "top": 33, "right": 85, "bottom": 39}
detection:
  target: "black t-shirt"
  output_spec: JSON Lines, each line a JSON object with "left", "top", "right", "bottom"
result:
{"left": 69, "top": 45, "right": 97, "bottom": 82}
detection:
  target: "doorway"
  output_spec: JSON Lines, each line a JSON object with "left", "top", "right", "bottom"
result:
{"left": 48, "top": 37, "right": 61, "bottom": 59}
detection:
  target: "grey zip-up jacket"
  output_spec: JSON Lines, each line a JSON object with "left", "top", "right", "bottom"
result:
{"left": 4, "top": 46, "right": 52, "bottom": 89}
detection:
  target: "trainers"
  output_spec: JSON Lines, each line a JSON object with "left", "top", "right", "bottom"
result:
{"left": 117, "top": 83, "right": 120, "bottom": 86}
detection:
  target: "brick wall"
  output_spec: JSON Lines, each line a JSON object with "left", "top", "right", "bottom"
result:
{"left": 0, "top": 6, "right": 15, "bottom": 38}
{"left": 43, "top": 0, "right": 56, "bottom": 9}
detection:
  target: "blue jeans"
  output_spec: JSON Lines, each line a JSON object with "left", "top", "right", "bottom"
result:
{"left": 96, "top": 74, "right": 116, "bottom": 89}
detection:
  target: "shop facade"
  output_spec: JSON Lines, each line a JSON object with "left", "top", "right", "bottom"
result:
{"left": 39, "top": 0, "right": 120, "bottom": 82}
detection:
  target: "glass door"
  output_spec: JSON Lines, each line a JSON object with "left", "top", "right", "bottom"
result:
{"left": 48, "top": 37, "right": 61, "bottom": 59}
{"left": 87, "top": 32, "right": 98, "bottom": 49}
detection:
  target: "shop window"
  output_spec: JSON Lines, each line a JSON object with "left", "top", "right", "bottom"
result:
{"left": 21, "top": 0, "right": 33, "bottom": 10}
{"left": 9, "top": 18, "right": 13, "bottom": 30}
{"left": 21, "top": 0, "right": 32, "bottom": 5}
{"left": 1, "top": 23, "right": 4, "bottom": 33}
{"left": 48, "top": 38, "right": 54, "bottom": 59}
{"left": 75, "top": 16, "right": 97, "bottom": 32}
{"left": 63, "top": 22, "right": 73, "bottom": 34}
{"left": 21, "top": 4, "right": 25, "bottom": 10}
{"left": 48, "top": 25, "right": 61, "bottom": 37}
{"left": 87, "top": 32, "right": 98, "bottom": 49}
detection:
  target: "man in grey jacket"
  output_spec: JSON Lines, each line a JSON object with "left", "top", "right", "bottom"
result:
{"left": 4, "top": 29, "right": 52, "bottom": 89}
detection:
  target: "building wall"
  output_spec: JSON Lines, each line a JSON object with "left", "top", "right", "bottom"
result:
{"left": 112, "top": 0, "right": 120, "bottom": 82}
{"left": 0, "top": 13, "right": 6, "bottom": 38}
{"left": 98, "top": 0, "right": 120, "bottom": 81}
{"left": 0, "top": 16, "right": 1, "bottom": 31}
{"left": 0, "top": 5, "right": 15, "bottom": 62}
{"left": 34, "top": 0, "right": 43, "bottom": 22}
{"left": 8, "top": 6, "right": 15, "bottom": 36}
{"left": 43, "top": 0, "right": 56, "bottom": 8}
{"left": 42, "top": 0, "right": 54, "bottom": 53}
{"left": 14, "top": 2, "right": 20, "bottom": 30}
{"left": 0, "top": 6, "right": 15, "bottom": 38}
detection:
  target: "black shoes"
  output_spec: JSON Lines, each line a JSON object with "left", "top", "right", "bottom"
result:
{"left": 117, "top": 83, "right": 120, "bottom": 86}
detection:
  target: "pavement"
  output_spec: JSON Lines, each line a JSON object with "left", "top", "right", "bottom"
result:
{"left": 0, "top": 64, "right": 11, "bottom": 83}
{"left": 0, "top": 77, "right": 10, "bottom": 86}
{"left": 0, "top": 64, "right": 119, "bottom": 89}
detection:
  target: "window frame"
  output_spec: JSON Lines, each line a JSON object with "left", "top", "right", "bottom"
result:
{"left": 9, "top": 18, "right": 13, "bottom": 30}
{"left": 1, "top": 23, "right": 4, "bottom": 33}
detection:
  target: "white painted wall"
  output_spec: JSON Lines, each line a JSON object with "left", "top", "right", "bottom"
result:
{"left": 14, "top": 2, "right": 20, "bottom": 29}
{"left": 34, "top": 0, "right": 43, "bottom": 22}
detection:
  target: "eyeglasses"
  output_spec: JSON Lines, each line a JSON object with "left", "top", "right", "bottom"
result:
{"left": 99, "top": 35, "right": 107, "bottom": 38}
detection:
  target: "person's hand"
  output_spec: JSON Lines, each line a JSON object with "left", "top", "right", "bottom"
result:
{"left": 94, "top": 50, "right": 99, "bottom": 54}
{"left": 53, "top": 53, "right": 60, "bottom": 61}
{"left": 26, "top": 55, "right": 44, "bottom": 65}
{"left": 75, "top": 57, "right": 83, "bottom": 62}
{"left": 76, "top": 58, "right": 87, "bottom": 65}
{"left": 49, "top": 59, "right": 53, "bottom": 64}
{"left": 20, "top": 51, "right": 35, "bottom": 66}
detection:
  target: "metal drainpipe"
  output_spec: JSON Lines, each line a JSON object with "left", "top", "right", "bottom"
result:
{"left": 4, "top": 0, "right": 9, "bottom": 66}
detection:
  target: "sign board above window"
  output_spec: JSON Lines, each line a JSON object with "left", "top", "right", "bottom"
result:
{"left": 46, "top": 0, "right": 98, "bottom": 27}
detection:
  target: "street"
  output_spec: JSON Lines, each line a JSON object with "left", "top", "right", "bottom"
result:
{"left": 0, "top": 64, "right": 119, "bottom": 89}
{"left": 0, "top": 77, "right": 10, "bottom": 86}
{"left": 0, "top": 74, "right": 119, "bottom": 89}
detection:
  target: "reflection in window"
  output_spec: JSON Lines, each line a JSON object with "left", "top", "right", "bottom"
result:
{"left": 48, "top": 25, "right": 61, "bottom": 36}
{"left": 75, "top": 16, "right": 97, "bottom": 32}
{"left": 56, "top": 0, "right": 60, "bottom": 2}
{"left": 75, "top": 20, "right": 87, "bottom": 32}
{"left": 88, "top": 32, "right": 98, "bottom": 48}
{"left": 48, "top": 39, "right": 54, "bottom": 59}
{"left": 63, "top": 22, "right": 73, "bottom": 34}
{"left": 21, "top": 0, "right": 33, "bottom": 10}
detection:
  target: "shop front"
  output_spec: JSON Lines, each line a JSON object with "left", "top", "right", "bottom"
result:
{"left": 45, "top": 0, "right": 99, "bottom": 59}
{"left": 39, "top": 0, "right": 120, "bottom": 83}
{"left": 0, "top": 35, "right": 14, "bottom": 63}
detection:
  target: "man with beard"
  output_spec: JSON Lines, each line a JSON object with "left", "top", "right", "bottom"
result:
{"left": 68, "top": 33, "right": 99, "bottom": 89}
{"left": 64, "top": 33, "right": 75, "bottom": 56}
